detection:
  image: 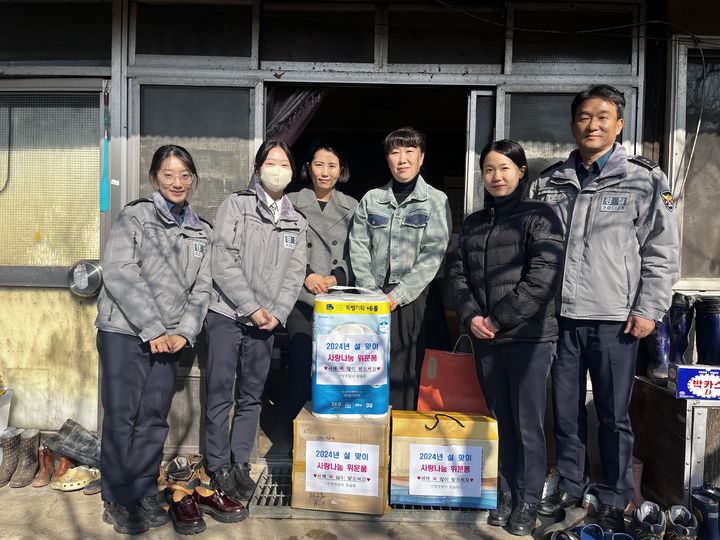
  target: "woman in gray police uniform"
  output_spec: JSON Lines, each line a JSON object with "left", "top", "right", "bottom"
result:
{"left": 95, "top": 145, "right": 213, "bottom": 534}
{"left": 285, "top": 142, "right": 358, "bottom": 425}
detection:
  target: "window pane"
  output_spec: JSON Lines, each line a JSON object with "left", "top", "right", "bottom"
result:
{"left": 679, "top": 50, "right": 720, "bottom": 278}
{"left": 0, "top": 94, "right": 100, "bottom": 266}
{"left": 0, "top": 3, "right": 111, "bottom": 64}
{"left": 136, "top": 3, "right": 252, "bottom": 57}
{"left": 512, "top": 10, "right": 633, "bottom": 64}
{"left": 389, "top": 8, "right": 504, "bottom": 64}
{"left": 507, "top": 94, "right": 577, "bottom": 177}
{"left": 471, "top": 94, "right": 496, "bottom": 212}
{"left": 260, "top": 10, "right": 374, "bottom": 63}
{"left": 139, "top": 86, "right": 252, "bottom": 224}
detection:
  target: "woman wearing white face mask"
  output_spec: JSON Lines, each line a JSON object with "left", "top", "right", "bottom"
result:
{"left": 204, "top": 139, "right": 307, "bottom": 501}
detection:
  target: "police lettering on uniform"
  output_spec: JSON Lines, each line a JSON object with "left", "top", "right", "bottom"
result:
{"left": 529, "top": 85, "right": 679, "bottom": 534}
{"left": 95, "top": 145, "right": 212, "bottom": 534}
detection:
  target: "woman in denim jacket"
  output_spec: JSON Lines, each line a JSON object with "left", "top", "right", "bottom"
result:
{"left": 349, "top": 127, "right": 452, "bottom": 410}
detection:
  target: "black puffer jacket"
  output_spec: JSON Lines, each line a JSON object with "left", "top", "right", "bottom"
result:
{"left": 446, "top": 186, "right": 564, "bottom": 344}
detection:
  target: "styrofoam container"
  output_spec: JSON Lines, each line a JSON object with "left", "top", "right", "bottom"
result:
{"left": 312, "top": 288, "right": 391, "bottom": 417}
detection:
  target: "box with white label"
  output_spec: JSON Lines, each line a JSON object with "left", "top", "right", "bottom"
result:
{"left": 668, "top": 364, "right": 720, "bottom": 400}
{"left": 291, "top": 405, "right": 390, "bottom": 515}
{"left": 312, "top": 290, "right": 391, "bottom": 417}
{"left": 390, "top": 410, "right": 498, "bottom": 509}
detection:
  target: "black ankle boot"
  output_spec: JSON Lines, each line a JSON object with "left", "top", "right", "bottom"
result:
{"left": 102, "top": 501, "right": 149, "bottom": 535}
{"left": 232, "top": 462, "right": 256, "bottom": 500}
{"left": 508, "top": 501, "right": 538, "bottom": 536}
{"left": 489, "top": 491, "right": 513, "bottom": 526}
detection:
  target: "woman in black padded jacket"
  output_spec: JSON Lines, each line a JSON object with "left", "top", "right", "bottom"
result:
{"left": 446, "top": 140, "right": 564, "bottom": 536}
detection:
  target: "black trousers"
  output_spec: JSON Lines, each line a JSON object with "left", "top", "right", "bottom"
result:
{"left": 388, "top": 287, "right": 429, "bottom": 411}
{"left": 285, "top": 302, "right": 314, "bottom": 424}
{"left": 475, "top": 340, "right": 554, "bottom": 504}
{"left": 204, "top": 311, "right": 274, "bottom": 472}
{"left": 98, "top": 330, "right": 179, "bottom": 506}
{"left": 552, "top": 318, "right": 638, "bottom": 509}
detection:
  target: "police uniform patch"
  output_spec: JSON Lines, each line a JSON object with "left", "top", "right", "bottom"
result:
{"left": 600, "top": 194, "right": 629, "bottom": 212}
{"left": 661, "top": 191, "right": 674, "bottom": 211}
{"left": 193, "top": 241, "right": 206, "bottom": 258}
{"left": 283, "top": 233, "right": 298, "bottom": 249}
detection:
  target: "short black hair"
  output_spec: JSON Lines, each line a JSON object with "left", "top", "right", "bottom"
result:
{"left": 149, "top": 144, "right": 198, "bottom": 187}
{"left": 300, "top": 141, "right": 351, "bottom": 184}
{"left": 253, "top": 139, "right": 295, "bottom": 178}
{"left": 571, "top": 85, "right": 625, "bottom": 121}
{"left": 383, "top": 126, "right": 426, "bottom": 155}
{"left": 479, "top": 139, "right": 529, "bottom": 182}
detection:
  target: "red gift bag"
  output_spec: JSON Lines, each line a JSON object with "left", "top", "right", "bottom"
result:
{"left": 417, "top": 335, "right": 490, "bottom": 415}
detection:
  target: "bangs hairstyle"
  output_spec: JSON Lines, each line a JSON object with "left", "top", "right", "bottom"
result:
{"left": 149, "top": 144, "right": 199, "bottom": 187}
{"left": 300, "top": 142, "right": 351, "bottom": 185}
{"left": 479, "top": 139, "right": 529, "bottom": 182}
{"left": 571, "top": 84, "right": 626, "bottom": 121}
{"left": 383, "top": 126, "right": 426, "bottom": 155}
{"left": 253, "top": 138, "right": 296, "bottom": 178}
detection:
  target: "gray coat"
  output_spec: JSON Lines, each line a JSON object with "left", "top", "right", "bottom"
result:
{"left": 287, "top": 187, "right": 358, "bottom": 307}
{"left": 209, "top": 180, "right": 307, "bottom": 326}
{"left": 95, "top": 191, "right": 213, "bottom": 344}
{"left": 529, "top": 143, "right": 679, "bottom": 322}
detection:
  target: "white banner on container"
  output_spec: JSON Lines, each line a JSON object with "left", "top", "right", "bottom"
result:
{"left": 316, "top": 333, "right": 386, "bottom": 386}
{"left": 305, "top": 441, "right": 380, "bottom": 497}
{"left": 408, "top": 444, "right": 483, "bottom": 498}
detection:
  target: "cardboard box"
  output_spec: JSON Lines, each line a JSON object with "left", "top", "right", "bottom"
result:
{"left": 668, "top": 364, "right": 720, "bottom": 400}
{"left": 312, "top": 291, "right": 391, "bottom": 417}
{"left": 390, "top": 410, "right": 499, "bottom": 509}
{"left": 291, "top": 405, "right": 390, "bottom": 515}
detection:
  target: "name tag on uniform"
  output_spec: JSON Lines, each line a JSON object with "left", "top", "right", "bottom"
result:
{"left": 283, "top": 233, "right": 298, "bottom": 249}
{"left": 193, "top": 241, "right": 205, "bottom": 258}
{"left": 600, "top": 194, "right": 629, "bottom": 212}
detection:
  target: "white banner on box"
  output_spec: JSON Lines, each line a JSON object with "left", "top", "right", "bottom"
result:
{"left": 305, "top": 440, "right": 380, "bottom": 497}
{"left": 408, "top": 444, "right": 483, "bottom": 498}
{"left": 316, "top": 333, "right": 386, "bottom": 387}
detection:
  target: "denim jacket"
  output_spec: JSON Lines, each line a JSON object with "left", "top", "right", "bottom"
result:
{"left": 349, "top": 175, "right": 452, "bottom": 306}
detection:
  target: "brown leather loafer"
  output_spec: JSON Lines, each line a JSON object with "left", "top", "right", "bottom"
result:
{"left": 193, "top": 486, "right": 248, "bottom": 523}
{"left": 169, "top": 490, "right": 206, "bottom": 535}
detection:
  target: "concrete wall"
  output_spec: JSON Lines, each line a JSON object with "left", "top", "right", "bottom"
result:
{"left": 0, "top": 289, "right": 98, "bottom": 432}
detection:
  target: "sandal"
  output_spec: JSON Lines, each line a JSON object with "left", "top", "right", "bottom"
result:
{"left": 50, "top": 466, "right": 100, "bottom": 492}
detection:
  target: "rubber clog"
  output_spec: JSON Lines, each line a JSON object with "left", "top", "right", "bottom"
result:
{"left": 50, "top": 466, "right": 100, "bottom": 492}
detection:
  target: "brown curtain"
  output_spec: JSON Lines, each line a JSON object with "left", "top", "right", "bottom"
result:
{"left": 265, "top": 87, "right": 327, "bottom": 146}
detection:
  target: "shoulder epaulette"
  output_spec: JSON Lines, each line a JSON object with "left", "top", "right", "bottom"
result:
{"left": 540, "top": 161, "right": 564, "bottom": 175}
{"left": 125, "top": 197, "right": 153, "bottom": 207}
{"left": 198, "top": 216, "right": 214, "bottom": 229}
{"left": 628, "top": 155, "right": 659, "bottom": 170}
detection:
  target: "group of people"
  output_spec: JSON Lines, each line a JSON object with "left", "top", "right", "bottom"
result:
{"left": 94, "top": 84, "right": 679, "bottom": 536}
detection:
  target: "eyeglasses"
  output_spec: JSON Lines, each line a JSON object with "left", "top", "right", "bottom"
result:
{"left": 159, "top": 170, "right": 194, "bottom": 185}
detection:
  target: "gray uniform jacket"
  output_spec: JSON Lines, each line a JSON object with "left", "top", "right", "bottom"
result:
{"left": 209, "top": 179, "right": 307, "bottom": 326}
{"left": 287, "top": 187, "right": 358, "bottom": 307}
{"left": 349, "top": 175, "right": 452, "bottom": 307}
{"left": 95, "top": 191, "right": 213, "bottom": 344}
{"left": 529, "top": 143, "right": 679, "bottom": 322}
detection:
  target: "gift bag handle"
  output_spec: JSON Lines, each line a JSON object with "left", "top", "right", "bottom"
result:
{"left": 452, "top": 334, "right": 475, "bottom": 355}
{"left": 425, "top": 413, "right": 466, "bottom": 431}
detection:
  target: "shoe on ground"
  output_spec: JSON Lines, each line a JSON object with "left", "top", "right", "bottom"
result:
{"left": 232, "top": 462, "right": 257, "bottom": 500}
{"left": 193, "top": 485, "right": 248, "bottom": 523}
{"left": 102, "top": 501, "right": 149, "bottom": 535}
{"left": 209, "top": 464, "right": 242, "bottom": 501}
{"left": 598, "top": 504, "right": 626, "bottom": 534}
{"left": 488, "top": 491, "right": 512, "bottom": 526}
{"left": 508, "top": 501, "right": 538, "bottom": 536}
{"left": 539, "top": 489, "right": 582, "bottom": 516}
{"left": 169, "top": 489, "right": 206, "bottom": 535}
{"left": 138, "top": 494, "right": 169, "bottom": 528}
{"left": 629, "top": 500, "right": 666, "bottom": 540}
{"left": 666, "top": 505, "right": 698, "bottom": 540}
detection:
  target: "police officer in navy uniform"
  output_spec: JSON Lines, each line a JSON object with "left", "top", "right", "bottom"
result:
{"left": 529, "top": 85, "right": 679, "bottom": 533}
{"left": 96, "top": 145, "right": 212, "bottom": 535}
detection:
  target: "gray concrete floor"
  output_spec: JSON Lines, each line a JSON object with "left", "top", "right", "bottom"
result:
{"left": 0, "top": 481, "right": 562, "bottom": 540}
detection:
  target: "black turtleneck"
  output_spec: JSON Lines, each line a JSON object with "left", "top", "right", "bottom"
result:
{"left": 392, "top": 176, "right": 419, "bottom": 205}
{"left": 485, "top": 183, "right": 524, "bottom": 214}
